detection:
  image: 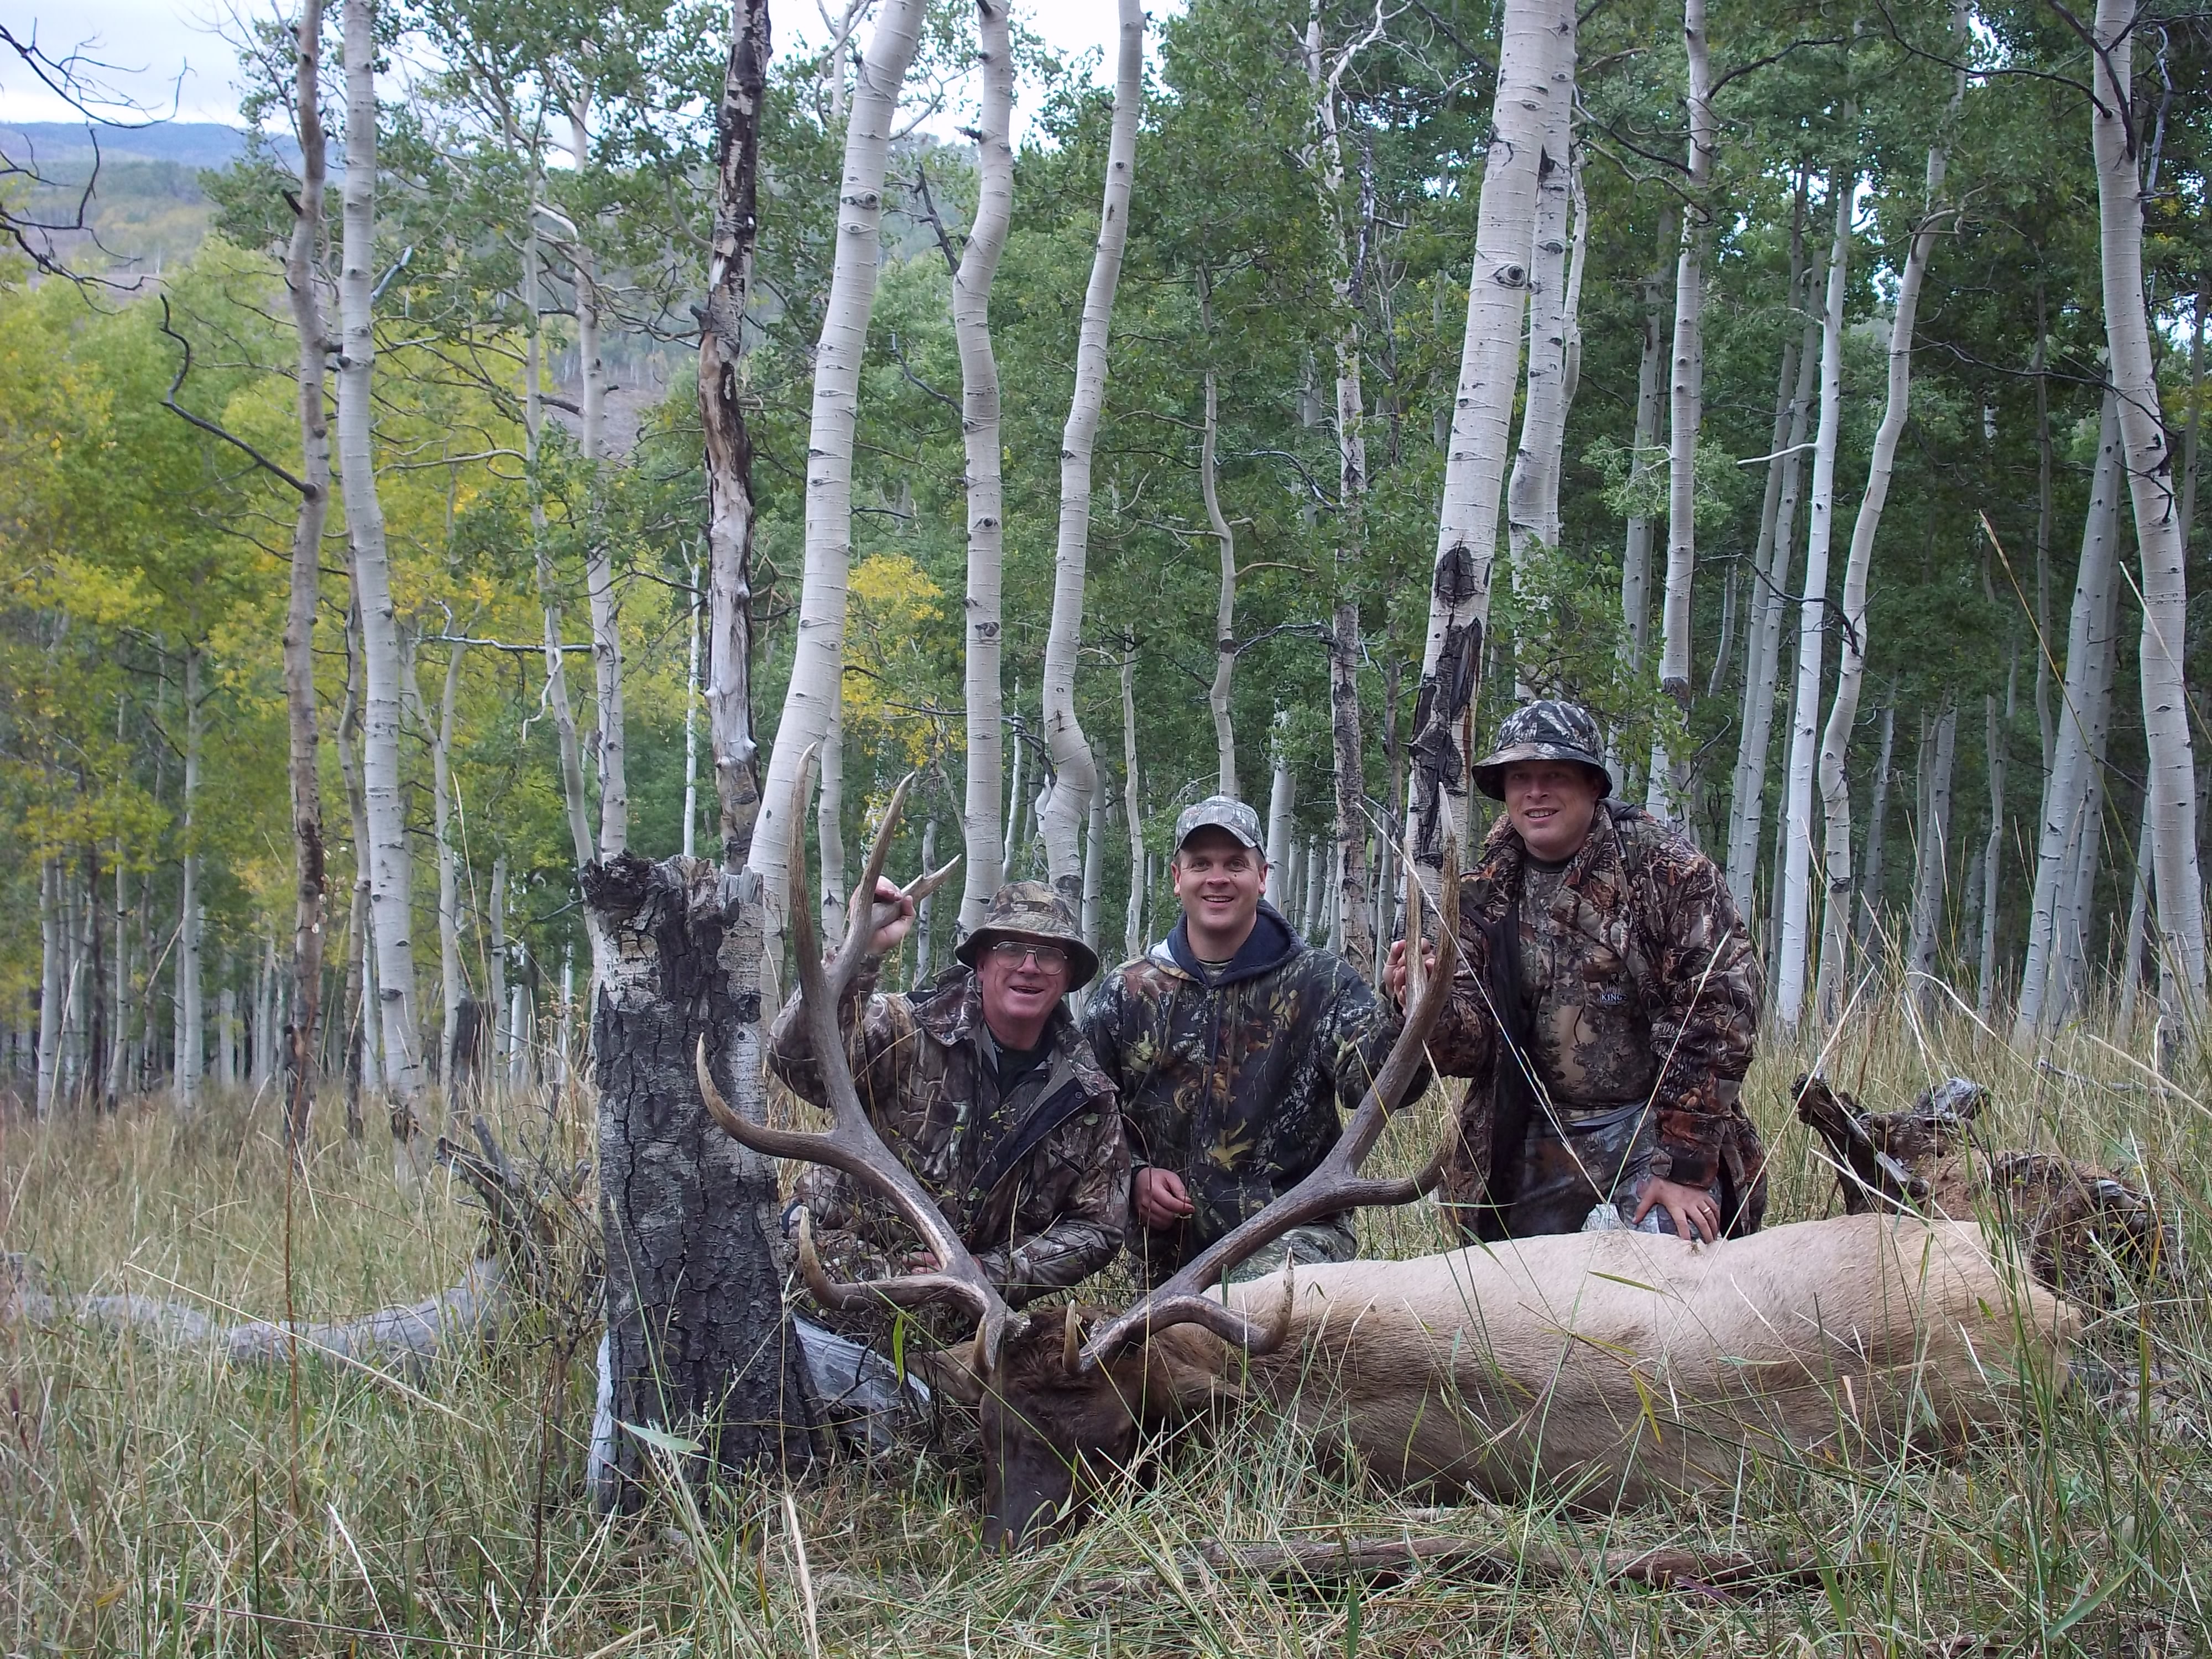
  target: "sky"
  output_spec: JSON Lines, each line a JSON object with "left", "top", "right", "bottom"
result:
{"left": 0, "top": 0, "right": 1173, "bottom": 129}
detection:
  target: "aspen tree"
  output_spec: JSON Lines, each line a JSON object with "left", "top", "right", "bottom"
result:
{"left": 1416, "top": 0, "right": 1561, "bottom": 867}
{"left": 1039, "top": 0, "right": 1142, "bottom": 906}
{"left": 1775, "top": 167, "right": 1854, "bottom": 1030}
{"left": 750, "top": 0, "right": 927, "bottom": 943}
{"left": 1616, "top": 204, "right": 1677, "bottom": 779}
{"left": 955, "top": 0, "right": 1015, "bottom": 932}
{"left": 281, "top": 0, "right": 330, "bottom": 1154}
{"left": 1816, "top": 40, "right": 1961, "bottom": 1016}
{"left": 2090, "top": 0, "right": 2206, "bottom": 1034}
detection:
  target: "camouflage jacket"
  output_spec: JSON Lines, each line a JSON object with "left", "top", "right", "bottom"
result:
{"left": 1426, "top": 800, "right": 1766, "bottom": 1237}
{"left": 766, "top": 961, "right": 1129, "bottom": 1307}
{"left": 1081, "top": 904, "right": 1408, "bottom": 1274}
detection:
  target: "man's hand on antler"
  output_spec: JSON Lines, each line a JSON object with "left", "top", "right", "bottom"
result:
{"left": 1381, "top": 938, "right": 1437, "bottom": 1005}
{"left": 864, "top": 875, "right": 917, "bottom": 956}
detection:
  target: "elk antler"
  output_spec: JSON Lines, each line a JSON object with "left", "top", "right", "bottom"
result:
{"left": 692, "top": 750, "right": 1017, "bottom": 1363}
{"left": 1079, "top": 835, "right": 1462, "bottom": 1370}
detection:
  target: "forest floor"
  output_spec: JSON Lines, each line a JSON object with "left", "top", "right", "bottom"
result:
{"left": 3, "top": 1000, "right": 2209, "bottom": 1656}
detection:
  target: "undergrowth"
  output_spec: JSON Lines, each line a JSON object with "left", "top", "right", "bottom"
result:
{"left": 4, "top": 994, "right": 2210, "bottom": 1655}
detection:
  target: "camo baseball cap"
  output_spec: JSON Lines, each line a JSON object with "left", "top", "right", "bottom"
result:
{"left": 1469, "top": 699, "right": 1614, "bottom": 801}
{"left": 956, "top": 879, "right": 1100, "bottom": 989}
{"left": 1172, "top": 795, "right": 1265, "bottom": 852}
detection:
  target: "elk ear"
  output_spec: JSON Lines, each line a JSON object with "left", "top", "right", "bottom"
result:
{"left": 912, "top": 1340, "right": 987, "bottom": 1407}
{"left": 1063, "top": 1302, "right": 1083, "bottom": 1373}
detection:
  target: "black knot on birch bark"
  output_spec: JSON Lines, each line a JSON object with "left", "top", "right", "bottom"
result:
{"left": 1494, "top": 263, "right": 1528, "bottom": 289}
{"left": 1432, "top": 545, "right": 1481, "bottom": 609}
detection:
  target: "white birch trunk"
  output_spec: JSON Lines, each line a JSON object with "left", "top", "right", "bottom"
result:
{"left": 2015, "top": 394, "right": 2122, "bottom": 1041}
{"left": 1656, "top": 0, "right": 1714, "bottom": 713}
{"left": 2120, "top": 808, "right": 2152, "bottom": 1027}
{"left": 178, "top": 649, "right": 204, "bottom": 1112}
{"left": 1416, "top": 0, "right": 1561, "bottom": 861}
{"left": 1614, "top": 201, "right": 1677, "bottom": 783}
{"left": 1202, "top": 368, "right": 1238, "bottom": 798}
{"left": 1504, "top": 0, "right": 1578, "bottom": 576}
{"left": 2091, "top": 0, "right": 2207, "bottom": 1035}
{"left": 1120, "top": 642, "right": 1144, "bottom": 958}
{"left": 1859, "top": 700, "right": 1897, "bottom": 952}
{"left": 915, "top": 817, "right": 940, "bottom": 980}
{"left": 683, "top": 559, "right": 700, "bottom": 859}
{"left": 1725, "top": 281, "right": 1818, "bottom": 909}
{"left": 1082, "top": 786, "right": 1106, "bottom": 954}
{"left": 1302, "top": 834, "right": 1326, "bottom": 941}
{"left": 1908, "top": 705, "right": 1959, "bottom": 1009}
{"left": 1265, "top": 737, "right": 1296, "bottom": 906}
{"left": 1814, "top": 121, "right": 1953, "bottom": 1015}
{"left": 956, "top": 0, "right": 1015, "bottom": 933}
{"left": 2058, "top": 571, "right": 2121, "bottom": 1016}
{"left": 338, "top": 0, "right": 424, "bottom": 1140}
{"left": 36, "top": 859, "right": 61, "bottom": 1117}
{"left": 818, "top": 692, "right": 846, "bottom": 936}
{"left": 1775, "top": 171, "right": 1855, "bottom": 1030}
{"left": 433, "top": 644, "right": 466, "bottom": 1061}
{"left": 750, "top": 0, "right": 926, "bottom": 937}
{"left": 488, "top": 854, "right": 508, "bottom": 1084}
{"left": 1038, "top": 0, "right": 1142, "bottom": 906}
{"left": 1977, "top": 685, "right": 2008, "bottom": 1019}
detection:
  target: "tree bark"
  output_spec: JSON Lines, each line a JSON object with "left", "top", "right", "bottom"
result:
{"left": 1908, "top": 703, "right": 1959, "bottom": 1011}
{"left": 1202, "top": 366, "right": 1238, "bottom": 799}
{"left": 338, "top": 0, "right": 426, "bottom": 1157}
{"left": 1039, "top": 0, "right": 1142, "bottom": 906}
{"left": 282, "top": 0, "right": 330, "bottom": 1155}
{"left": 2091, "top": 0, "right": 2207, "bottom": 1036}
{"left": 1724, "top": 196, "right": 1815, "bottom": 910}
{"left": 584, "top": 854, "right": 819, "bottom": 1506}
{"left": 178, "top": 648, "right": 204, "bottom": 1112}
{"left": 36, "top": 859, "right": 60, "bottom": 1117}
{"left": 1616, "top": 202, "right": 1678, "bottom": 754}
{"left": 1858, "top": 698, "right": 1896, "bottom": 952}
{"left": 1655, "top": 0, "right": 1714, "bottom": 732}
{"left": 955, "top": 0, "right": 1015, "bottom": 933}
{"left": 1775, "top": 168, "right": 1854, "bottom": 1031}
{"left": 1414, "top": 0, "right": 1561, "bottom": 869}
{"left": 2015, "top": 394, "right": 2122, "bottom": 1041}
{"left": 752, "top": 0, "right": 927, "bottom": 943}
{"left": 1976, "top": 674, "right": 2010, "bottom": 1020}
{"left": 818, "top": 695, "right": 846, "bottom": 935}
{"left": 1120, "top": 639, "right": 1145, "bottom": 958}
{"left": 1815, "top": 91, "right": 1955, "bottom": 1017}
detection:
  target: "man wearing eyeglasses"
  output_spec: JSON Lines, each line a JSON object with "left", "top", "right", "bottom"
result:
{"left": 1082, "top": 796, "right": 1412, "bottom": 1285}
{"left": 768, "top": 879, "right": 1129, "bottom": 1308}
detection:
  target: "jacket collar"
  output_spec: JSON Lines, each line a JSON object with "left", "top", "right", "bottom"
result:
{"left": 1155, "top": 901, "right": 1302, "bottom": 987}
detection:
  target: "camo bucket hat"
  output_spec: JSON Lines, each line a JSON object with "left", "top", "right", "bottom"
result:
{"left": 1469, "top": 699, "right": 1614, "bottom": 801}
{"left": 956, "top": 880, "right": 1100, "bottom": 989}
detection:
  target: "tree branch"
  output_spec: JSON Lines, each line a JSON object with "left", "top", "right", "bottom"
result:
{"left": 156, "top": 297, "right": 313, "bottom": 497}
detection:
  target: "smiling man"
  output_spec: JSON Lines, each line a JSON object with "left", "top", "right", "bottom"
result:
{"left": 1083, "top": 796, "right": 1410, "bottom": 1284}
{"left": 768, "top": 880, "right": 1128, "bottom": 1308}
{"left": 1389, "top": 700, "right": 1769, "bottom": 1244}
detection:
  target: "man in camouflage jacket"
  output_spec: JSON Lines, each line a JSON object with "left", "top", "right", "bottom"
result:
{"left": 1083, "top": 797, "right": 1410, "bottom": 1283}
{"left": 1391, "top": 701, "right": 1768, "bottom": 1243}
{"left": 769, "top": 880, "right": 1128, "bottom": 1309}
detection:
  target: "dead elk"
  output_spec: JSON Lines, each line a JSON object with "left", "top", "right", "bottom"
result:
{"left": 700, "top": 774, "right": 2076, "bottom": 1546}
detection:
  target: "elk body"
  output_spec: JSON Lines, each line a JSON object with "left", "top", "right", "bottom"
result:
{"left": 704, "top": 762, "right": 2077, "bottom": 1546}
{"left": 950, "top": 1213, "right": 2076, "bottom": 1539}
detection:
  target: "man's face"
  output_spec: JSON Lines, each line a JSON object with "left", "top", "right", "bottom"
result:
{"left": 1501, "top": 760, "right": 1604, "bottom": 862}
{"left": 1171, "top": 828, "right": 1266, "bottom": 943}
{"left": 976, "top": 936, "right": 1071, "bottom": 1032}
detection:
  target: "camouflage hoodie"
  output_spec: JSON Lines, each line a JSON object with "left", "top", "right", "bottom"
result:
{"left": 767, "top": 961, "right": 1129, "bottom": 1307}
{"left": 1082, "top": 903, "right": 1406, "bottom": 1275}
{"left": 1426, "top": 799, "right": 1767, "bottom": 1238}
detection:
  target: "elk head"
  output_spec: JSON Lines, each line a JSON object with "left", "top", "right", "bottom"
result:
{"left": 700, "top": 759, "right": 1459, "bottom": 1547}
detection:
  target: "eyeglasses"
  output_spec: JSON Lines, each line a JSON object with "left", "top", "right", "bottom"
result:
{"left": 987, "top": 939, "right": 1070, "bottom": 973}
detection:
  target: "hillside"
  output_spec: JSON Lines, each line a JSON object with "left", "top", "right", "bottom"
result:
{"left": 2, "top": 121, "right": 295, "bottom": 271}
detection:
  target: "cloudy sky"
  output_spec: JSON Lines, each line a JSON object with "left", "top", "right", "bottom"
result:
{"left": 2, "top": 1, "right": 1172, "bottom": 129}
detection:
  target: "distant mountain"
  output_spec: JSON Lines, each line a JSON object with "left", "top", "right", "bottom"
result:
{"left": 1, "top": 121, "right": 297, "bottom": 171}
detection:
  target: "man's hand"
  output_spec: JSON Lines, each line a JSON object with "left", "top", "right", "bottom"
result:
{"left": 1381, "top": 938, "right": 1437, "bottom": 1005}
{"left": 864, "top": 875, "right": 916, "bottom": 956}
{"left": 1634, "top": 1176, "right": 1722, "bottom": 1243}
{"left": 1133, "top": 1167, "right": 1194, "bottom": 1230}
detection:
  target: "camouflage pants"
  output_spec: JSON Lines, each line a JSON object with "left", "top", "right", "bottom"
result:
{"left": 1505, "top": 1099, "right": 1719, "bottom": 1239}
{"left": 1133, "top": 1213, "right": 1358, "bottom": 1288}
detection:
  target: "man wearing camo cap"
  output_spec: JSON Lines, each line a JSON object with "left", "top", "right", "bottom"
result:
{"left": 769, "top": 878, "right": 1128, "bottom": 1309}
{"left": 1386, "top": 698, "right": 1769, "bottom": 1244}
{"left": 1083, "top": 795, "right": 1412, "bottom": 1284}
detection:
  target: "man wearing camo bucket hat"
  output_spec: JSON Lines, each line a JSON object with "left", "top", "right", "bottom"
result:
{"left": 1386, "top": 699, "right": 1770, "bottom": 1244}
{"left": 769, "top": 877, "right": 1128, "bottom": 1308}
{"left": 1084, "top": 795, "right": 1417, "bottom": 1285}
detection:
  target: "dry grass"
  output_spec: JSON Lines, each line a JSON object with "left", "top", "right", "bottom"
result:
{"left": 4, "top": 993, "right": 2210, "bottom": 1656}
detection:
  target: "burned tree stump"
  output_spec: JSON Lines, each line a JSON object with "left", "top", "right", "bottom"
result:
{"left": 584, "top": 852, "right": 818, "bottom": 1506}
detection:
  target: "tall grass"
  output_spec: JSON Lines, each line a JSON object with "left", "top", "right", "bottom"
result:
{"left": 4, "top": 997, "right": 2208, "bottom": 1655}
